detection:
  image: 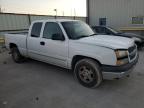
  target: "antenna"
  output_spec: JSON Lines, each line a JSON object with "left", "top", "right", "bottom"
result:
{"left": 54, "top": 9, "right": 57, "bottom": 19}
{"left": 74, "top": 8, "right": 76, "bottom": 20}
{"left": 74, "top": 8, "right": 76, "bottom": 16}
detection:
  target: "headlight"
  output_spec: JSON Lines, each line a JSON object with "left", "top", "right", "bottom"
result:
{"left": 116, "top": 58, "right": 129, "bottom": 66}
{"left": 115, "top": 50, "right": 129, "bottom": 66}
{"left": 115, "top": 50, "right": 128, "bottom": 59}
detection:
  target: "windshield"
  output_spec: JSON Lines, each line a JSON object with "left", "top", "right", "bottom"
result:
{"left": 61, "top": 21, "right": 95, "bottom": 39}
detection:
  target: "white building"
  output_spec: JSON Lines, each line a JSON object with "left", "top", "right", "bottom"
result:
{"left": 87, "top": 0, "right": 144, "bottom": 34}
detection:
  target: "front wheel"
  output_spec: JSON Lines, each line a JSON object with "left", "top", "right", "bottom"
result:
{"left": 74, "top": 59, "right": 102, "bottom": 88}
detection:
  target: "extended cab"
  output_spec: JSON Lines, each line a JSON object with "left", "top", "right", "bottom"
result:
{"left": 5, "top": 19, "right": 138, "bottom": 88}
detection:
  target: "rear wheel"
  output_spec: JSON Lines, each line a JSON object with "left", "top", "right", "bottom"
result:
{"left": 11, "top": 47, "right": 24, "bottom": 63}
{"left": 74, "top": 58, "right": 102, "bottom": 88}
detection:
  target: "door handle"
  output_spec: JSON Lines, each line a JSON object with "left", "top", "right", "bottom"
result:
{"left": 40, "top": 41, "right": 45, "bottom": 46}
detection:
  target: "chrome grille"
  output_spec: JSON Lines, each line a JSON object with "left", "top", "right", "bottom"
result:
{"left": 128, "top": 45, "right": 137, "bottom": 61}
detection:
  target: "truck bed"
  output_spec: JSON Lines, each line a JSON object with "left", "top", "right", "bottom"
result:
{"left": 9, "top": 32, "right": 28, "bottom": 35}
{"left": 5, "top": 33, "right": 28, "bottom": 56}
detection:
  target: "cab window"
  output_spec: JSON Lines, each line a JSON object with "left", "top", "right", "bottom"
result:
{"left": 31, "top": 22, "right": 42, "bottom": 37}
{"left": 43, "top": 22, "right": 64, "bottom": 39}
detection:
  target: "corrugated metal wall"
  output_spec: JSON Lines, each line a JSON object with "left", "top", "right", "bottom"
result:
{"left": 0, "top": 14, "right": 29, "bottom": 31}
{"left": 0, "top": 13, "right": 86, "bottom": 37}
{"left": 88, "top": 0, "right": 144, "bottom": 29}
{"left": 30, "top": 15, "right": 54, "bottom": 22}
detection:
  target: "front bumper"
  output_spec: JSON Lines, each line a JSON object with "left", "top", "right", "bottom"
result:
{"left": 102, "top": 54, "right": 139, "bottom": 80}
{"left": 102, "top": 67, "right": 134, "bottom": 80}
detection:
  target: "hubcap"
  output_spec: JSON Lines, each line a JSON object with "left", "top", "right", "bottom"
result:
{"left": 78, "top": 66, "right": 95, "bottom": 83}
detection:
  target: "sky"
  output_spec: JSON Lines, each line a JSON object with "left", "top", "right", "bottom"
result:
{"left": 0, "top": 0, "right": 86, "bottom": 16}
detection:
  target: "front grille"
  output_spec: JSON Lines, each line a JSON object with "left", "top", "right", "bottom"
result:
{"left": 128, "top": 45, "right": 137, "bottom": 61}
{"left": 128, "top": 45, "right": 136, "bottom": 53}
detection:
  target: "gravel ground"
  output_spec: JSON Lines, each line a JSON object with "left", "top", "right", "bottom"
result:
{"left": 0, "top": 49, "right": 144, "bottom": 108}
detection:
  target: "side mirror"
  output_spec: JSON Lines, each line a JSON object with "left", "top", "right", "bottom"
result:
{"left": 52, "top": 33, "right": 65, "bottom": 41}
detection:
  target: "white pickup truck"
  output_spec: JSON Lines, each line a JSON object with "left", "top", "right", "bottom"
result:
{"left": 5, "top": 19, "right": 138, "bottom": 88}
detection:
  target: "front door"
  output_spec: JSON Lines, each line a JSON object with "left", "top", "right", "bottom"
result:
{"left": 39, "top": 22, "right": 68, "bottom": 68}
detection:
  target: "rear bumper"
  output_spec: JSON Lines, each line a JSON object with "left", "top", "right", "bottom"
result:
{"left": 102, "top": 54, "right": 139, "bottom": 80}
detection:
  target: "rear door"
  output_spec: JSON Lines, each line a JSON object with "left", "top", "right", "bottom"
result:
{"left": 27, "top": 22, "right": 43, "bottom": 59}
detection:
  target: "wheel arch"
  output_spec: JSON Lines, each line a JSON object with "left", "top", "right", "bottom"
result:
{"left": 9, "top": 43, "right": 18, "bottom": 49}
{"left": 71, "top": 55, "right": 102, "bottom": 70}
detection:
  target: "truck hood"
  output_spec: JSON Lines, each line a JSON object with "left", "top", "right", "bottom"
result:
{"left": 76, "top": 35, "right": 134, "bottom": 49}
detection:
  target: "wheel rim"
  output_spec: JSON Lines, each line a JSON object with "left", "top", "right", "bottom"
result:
{"left": 78, "top": 65, "right": 95, "bottom": 83}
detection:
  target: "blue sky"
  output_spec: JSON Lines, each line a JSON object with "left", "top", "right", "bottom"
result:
{"left": 0, "top": 0, "right": 86, "bottom": 16}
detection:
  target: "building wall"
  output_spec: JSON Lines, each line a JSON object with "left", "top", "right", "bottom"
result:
{"left": 0, "top": 14, "right": 29, "bottom": 31}
{"left": 88, "top": 0, "right": 144, "bottom": 29}
{"left": 0, "top": 13, "right": 86, "bottom": 37}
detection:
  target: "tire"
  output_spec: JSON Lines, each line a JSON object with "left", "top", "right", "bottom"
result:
{"left": 74, "top": 58, "right": 102, "bottom": 88}
{"left": 11, "top": 47, "right": 24, "bottom": 63}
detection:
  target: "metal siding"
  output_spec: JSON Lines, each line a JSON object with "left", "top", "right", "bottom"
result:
{"left": 89, "top": 0, "right": 144, "bottom": 29}
{"left": 0, "top": 14, "right": 29, "bottom": 31}
{"left": 75, "top": 17, "right": 86, "bottom": 22}
{"left": 0, "top": 13, "right": 86, "bottom": 37}
{"left": 30, "top": 15, "right": 54, "bottom": 22}
{"left": 57, "top": 16, "right": 86, "bottom": 22}
{"left": 57, "top": 16, "right": 74, "bottom": 19}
